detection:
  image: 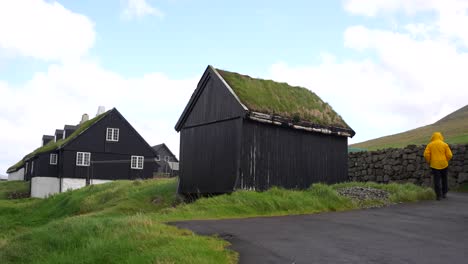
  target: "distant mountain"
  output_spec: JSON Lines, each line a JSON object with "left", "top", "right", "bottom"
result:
{"left": 351, "top": 105, "right": 468, "bottom": 151}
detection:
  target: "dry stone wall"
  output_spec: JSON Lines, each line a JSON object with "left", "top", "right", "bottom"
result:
{"left": 348, "top": 144, "right": 468, "bottom": 189}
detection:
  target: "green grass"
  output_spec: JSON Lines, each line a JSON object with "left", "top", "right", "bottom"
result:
{"left": 217, "top": 68, "right": 350, "bottom": 129}
{"left": 7, "top": 111, "right": 108, "bottom": 172}
{"left": 0, "top": 178, "right": 434, "bottom": 264}
{"left": 351, "top": 105, "right": 468, "bottom": 150}
{"left": 0, "top": 181, "right": 30, "bottom": 199}
{"left": 454, "top": 183, "right": 468, "bottom": 193}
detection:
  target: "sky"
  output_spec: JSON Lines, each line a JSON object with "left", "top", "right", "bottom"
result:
{"left": 1, "top": 0, "right": 468, "bottom": 174}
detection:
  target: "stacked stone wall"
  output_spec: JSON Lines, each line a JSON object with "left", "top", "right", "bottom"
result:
{"left": 349, "top": 144, "right": 468, "bottom": 188}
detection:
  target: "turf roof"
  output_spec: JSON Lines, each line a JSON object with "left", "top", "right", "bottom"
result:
{"left": 216, "top": 69, "right": 350, "bottom": 129}
{"left": 7, "top": 111, "right": 109, "bottom": 173}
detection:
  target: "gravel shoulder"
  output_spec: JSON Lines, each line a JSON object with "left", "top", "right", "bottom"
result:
{"left": 172, "top": 192, "right": 468, "bottom": 264}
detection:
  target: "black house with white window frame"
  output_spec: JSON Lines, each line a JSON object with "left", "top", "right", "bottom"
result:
{"left": 152, "top": 143, "right": 179, "bottom": 177}
{"left": 6, "top": 107, "right": 157, "bottom": 198}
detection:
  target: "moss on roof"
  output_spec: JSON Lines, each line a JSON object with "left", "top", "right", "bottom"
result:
{"left": 217, "top": 69, "right": 350, "bottom": 129}
{"left": 7, "top": 111, "right": 109, "bottom": 173}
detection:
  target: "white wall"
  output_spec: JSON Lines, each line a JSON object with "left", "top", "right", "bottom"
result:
{"left": 61, "top": 178, "right": 86, "bottom": 191}
{"left": 31, "top": 177, "right": 60, "bottom": 198}
{"left": 8, "top": 168, "right": 24, "bottom": 181}
{"left": 90, "top": 179, "right": 113, "bottom": 185}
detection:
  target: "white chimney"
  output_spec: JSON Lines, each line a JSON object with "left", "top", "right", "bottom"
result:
{"left": 96, "top": 106, "right": 105, "bottom": 116}
{"left": 80, "top": 113, "right": 89, "bottom": 125}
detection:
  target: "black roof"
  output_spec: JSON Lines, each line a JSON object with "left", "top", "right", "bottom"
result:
{"left": 55, "top": 129, "right": 64, "bottom": 134}
{"left": 42, "top": 135, "right": 54, "bottom": 140}
{"left": 152, "top": 143, "right": 178, "bottom": 161}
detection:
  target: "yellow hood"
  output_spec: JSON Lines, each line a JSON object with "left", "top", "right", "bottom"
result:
{"left": 430, "top": 132, "right": 444, "bottom": 142}
{"left": 424, "top": 131, "right": 452, "bottom": 169}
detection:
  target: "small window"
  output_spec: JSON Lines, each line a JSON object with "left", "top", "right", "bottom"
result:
{"left": 31, "top": 161, "right": 34, "bottom": 174}
{"left": 50, "top": 154, "right": 58, "bottom": 165}
{"left": 131, "top": 155, "right": 144, "bottom": 169}
{"left": 106, "top": 128, "right": 119, "bottom": 142}
{"left": 76, "top": 152, "right": 91, "bottom": 166}
{"left": 164, "top": 156, "right": 170, "bottom": 162}
{"left": 155, "top": 155, "right": 160, "bottom": 161}
{"left": 25, "top": 162, "right": 29, "bottom": 173}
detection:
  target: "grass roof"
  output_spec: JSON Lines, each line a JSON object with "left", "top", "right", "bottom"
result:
{"left": 7, "top": 111, "right": 109, "bottom": 173}
{"left": 217, "top": 69, "right": 350, "bottom": 129}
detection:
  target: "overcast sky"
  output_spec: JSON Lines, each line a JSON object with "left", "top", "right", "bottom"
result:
{"left": 1, "top": 0, "right": 468, "bottom": 174}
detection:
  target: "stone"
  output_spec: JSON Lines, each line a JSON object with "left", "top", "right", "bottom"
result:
{"left": 407, "top": 164, "right": 416, "bottom": 172}
{"left": 463, "top": 165, "right": 468, "bottom": 172}
{"left": 458, "top": 173, "right": 468, "bottom": 184}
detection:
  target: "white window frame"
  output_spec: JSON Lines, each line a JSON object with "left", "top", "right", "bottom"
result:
{"left": 131, "top": 155, "right": 144, "bottom": 169}
{"left": 76, "top": 152, "right": 91, "bottom": 166}
{"left": 164, "top": 156, "right": 170, "bottom": 162}
{"left": 50, "top": 154, "right": 58, "bottom": 165}
{"left": 106, "top": 128, "right": 119, "bottom": 142}
{"left": 63, "top": 131, "right": 66, "bottom": 140}
{"left": 155, "top": 155, "right": 160, "bottom": 161}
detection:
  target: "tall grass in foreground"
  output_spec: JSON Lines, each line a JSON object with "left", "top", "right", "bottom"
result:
{"left": 0, "top": 179, "right": 435, "bottom": 264}
{"left": 159, "top": 182, "right": 435, "bottom": 221}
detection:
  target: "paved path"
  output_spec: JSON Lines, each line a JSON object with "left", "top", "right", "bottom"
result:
{"left": 172, "top": 193, "right": 468, "bottom": 264}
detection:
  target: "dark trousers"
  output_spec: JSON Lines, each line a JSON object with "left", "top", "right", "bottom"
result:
{"left": 432, "top": 168, "right": 448, "bottom": 198}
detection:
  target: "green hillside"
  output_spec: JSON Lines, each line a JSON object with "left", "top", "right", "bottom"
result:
{"left": 351, "top": 105, "right": 468, "bottom": 151}
{"left": 0, "top": 179, "right": 433, "bottom": 263}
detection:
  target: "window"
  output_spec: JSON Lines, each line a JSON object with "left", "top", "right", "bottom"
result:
{"left": 50, "top": 154, "right": 58, "bottom": 165}
{"left": 31, "top": 161, "right": 34, "bottom": 174}
{"left": 106, "top": 128, "right": 119, "bottom": 142}
{"left": 76, "top": 152, "right": 91, "bottom": 166}
{"left": 155, "top": 155, "right": 160, "bottom": 161}
{"left": 63, "top": 131, "right": 66, "bottom": 139}
{"left": 25, "top": 162, "right": 28, "bottom": 173}
{"left": 131, "top": 155, "right": 144, "bottom": 169}
{"left": 164, "top": 156, "right": 170, "bottom": 162}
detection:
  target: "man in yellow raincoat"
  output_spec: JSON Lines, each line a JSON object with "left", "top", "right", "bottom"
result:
{"left": 424, "top": 132, "right": 453, "bottom": 200}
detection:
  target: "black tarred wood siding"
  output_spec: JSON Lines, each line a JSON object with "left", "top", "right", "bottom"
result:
{"left": 177, "top": 66, "right": 350, "bottom": 195}
{"left": 238, "top": 120, "right": 348, "bottom": 190}
{"left": 182, "top": 68, "right": 245, "bottom": 129}
{"left": 33, "top": 152, "right": 59, "bottom": 178}
{"left": 178, "top": 118, "right": 242, "bottom": 194}
{"left": 60, "top": 109, "right": 155, "bottom": 180}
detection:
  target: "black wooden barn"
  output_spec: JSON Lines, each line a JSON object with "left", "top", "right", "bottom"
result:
{"left": 175, "top": 66, "right": 355, "bottom": 195}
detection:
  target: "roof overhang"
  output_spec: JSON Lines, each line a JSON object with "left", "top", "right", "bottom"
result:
{"left": 247, "top": 111, "right": 355, "bottom": 138}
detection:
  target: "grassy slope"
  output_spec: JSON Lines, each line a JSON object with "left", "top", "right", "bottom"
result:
{"left": 351, "top": 105, "right": 468, "bottom": 150}
{"left": 0, "top": 179, "right": 434, "bottom": 264}
{"left": 217, "top": 69, "right": 350, "bottom": 129}
{"left": 0, "top": 181, "right": 29, "bottom": 199}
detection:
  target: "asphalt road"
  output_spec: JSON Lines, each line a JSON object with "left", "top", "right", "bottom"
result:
{"left": 172, "top": 192, "right": 468, "bottom": 264}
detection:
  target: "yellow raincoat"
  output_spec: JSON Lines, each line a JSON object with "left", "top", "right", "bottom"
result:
{"left": 423, "top": 132, "right": 453, "bottom": 169}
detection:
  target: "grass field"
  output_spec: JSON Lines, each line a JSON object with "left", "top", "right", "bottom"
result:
{"left": 0, "top": 178, "right": 434, "bottom": 264}
{"left": 351, "top": 105, "right": 468, "bottom": 150}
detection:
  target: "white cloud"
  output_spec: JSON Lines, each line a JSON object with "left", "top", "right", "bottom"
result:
{"left": 0, "top": 0, "right": 95, "bottom": 62}
{"left": 344, "top": 0, "right": 437, "bottom": 17}
{"left": 0, "top": 60, "right": 197, "bottom": 173}
{"left": 121, "top": 0, "right": 164, "bottom": 20}
{"left": 0, "top": 1, "right": 189, "bottom": 174}
{"left": 269, "top": 0, "right": 468, "bottom": 144}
